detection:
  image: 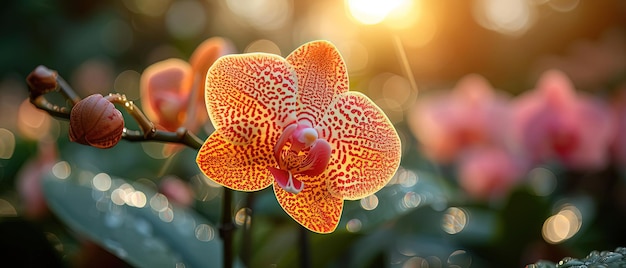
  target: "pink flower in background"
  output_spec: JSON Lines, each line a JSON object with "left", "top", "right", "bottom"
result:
{"left": 159, "top": 176, "right": 194, "bottom": 207}
{"left": 457, "top": 147, "right": 525, "bottom": 200}
{"left": 512, "top": 69, "right": 614, "bottom": 170}
{"left": 408, "top": 74, "right": 511, "bottom": 163}
{"left": 140, "top": 37, "right": 235, "bottom": 133}
{"left": 611, "top": 87, "right": 626, "bottom": 167}
{"left": 16, "top": 138, "right": 57, "bottom": 219}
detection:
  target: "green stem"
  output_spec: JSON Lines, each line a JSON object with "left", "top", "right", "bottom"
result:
{"left": 220, "top": 189, "right": 234, "bottom": 268}
{"left": 299, "top": 226, "right": 311, "bottom": 268}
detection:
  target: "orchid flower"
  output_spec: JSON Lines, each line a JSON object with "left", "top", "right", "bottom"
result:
{"left": 196, "top": 40, "right": 401, "bottom": 233}
{"left": 512, "top": 69, "right": 614, "bottom": 170}
{"left": 140, "top": 37, "right": 235, "bottom": 134}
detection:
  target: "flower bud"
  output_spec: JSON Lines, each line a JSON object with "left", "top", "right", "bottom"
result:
{"left": 26, "top": 65, "right": 58, "bottom": 97}
{"left": 69, "top": 94, "right": 124, "bottom": 149}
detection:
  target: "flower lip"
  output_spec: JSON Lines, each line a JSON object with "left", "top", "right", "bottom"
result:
{"left": 271, "top": 122, "right": 331, "bottom": 193}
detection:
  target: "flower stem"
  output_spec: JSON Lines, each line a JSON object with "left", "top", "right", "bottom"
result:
{"left": 299, "top": 226, "right": 311, "bottom": 268}
{"left": 241, "top": 192, "right": 255, "bottom": 267}
{"left": 220, "top": 188, "right": 234, "bottom": 268}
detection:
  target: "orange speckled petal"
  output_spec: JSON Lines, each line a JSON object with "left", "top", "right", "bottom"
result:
{"left": 140, "top": 58, "right": 192, "bottom": 131}
{"left": 205, "top": 53, "right": 298, "bottom": 145}
{"left": 185, "top": 37, "right": 236, "bottom": 131}
{"left": 273, "top": 175, "right": 343, "bottom": 233}
{"left": 286, "top": 40, "right": 349, "bottom": 127}
{"left": 196, "top": 130, "right": 275, "bottom": 191}
{"left": 316, "top": 92, "right": 401, "bottom": 200}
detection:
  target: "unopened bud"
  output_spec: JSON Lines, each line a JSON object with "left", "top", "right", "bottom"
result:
{"left": 26, "top": 65, "right": 58, "bottom": 97}
{"left": 69, "top": 94, "right": 124, "bottom": 149}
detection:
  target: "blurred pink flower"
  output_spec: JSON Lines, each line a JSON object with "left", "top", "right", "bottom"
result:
{"left": 611, "top": 86, "right": 626, "bottom": 167}
{"left": 159, "top": 176, "right": 194, "bottom": 207}
{"left": 16, "top": 138, "right": 57, "bottom": 219}
{"left": 140, "top": 37, "right": 235, "bottom": 155}
{"left": 512, "top": 69, "right": 614, "bottom": 170}
{"left": 409, "top": 74, "right": 511, "bottom": 163}
{"left": 457, "top": 147, "right": 525, "bottom": 200}
{"left": 140, "top": 37, "right": 235, "bottom": 134}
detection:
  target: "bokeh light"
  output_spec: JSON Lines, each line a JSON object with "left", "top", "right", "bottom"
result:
{"left": 360, "top": 194, "right": 379, "bottom": 211}
{"left": 194, "top": 223, "right": 215, "bottom": 242}
{"left": 442, "top": 207, "right": 468, "bottom": 234}
{"left": 0, "top": 128, "right": 15, "bottom": 159}
{"left": 17, "top": 99, "right": 52, "bottom": 141}
{"left": 345, "top": 0, "right": 412, "bottom": 25}
{"left": 346, "top": 218, "right": 362, "bottom": 232}
{"left": 473, "top": 0, "right": 536, "bottom": 37}
{"left": 0, "top": 199, "right": 17, "bottom": 216}
{"left": 235, "top": 207, "right": 252, "bottom": 228}
{"left": 542, "top": 204, "right": 582, "bottom": 244}
{"left": 547, "top": 0, "right": 580, "bottom": 12}
{"left": 244, "top": 39, "right": 282, "bottom": 55}
{"left": 92, "top": 173, "right": 112, "bottom": 192}
{"left": 52, "top": 161, "right": 71, "bottom": 180}
{"left": 149, "top": 193, "right": 170, "bottom": 212}
{"left": 226, "top": 0, "right": 293, "bottom": 31}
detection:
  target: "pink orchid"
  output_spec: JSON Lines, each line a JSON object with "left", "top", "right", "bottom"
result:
{"left": 408, "top": 74, "right": 511, "bottom": 163}
{"left": 140, "top": 37, "right": 235, "bottom": 134}
{"left": 457, "top": 147, "right": 525, "bottom": 200}
{"left": 512, "top": 69, "right": 614, "bottom": 170}
{"left": 196, "top": 40, "right": 401, "bottom": 233}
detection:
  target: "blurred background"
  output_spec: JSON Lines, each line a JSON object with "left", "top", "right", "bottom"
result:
{"left": 1, "top": 0, "right": 626, "bottom": 267}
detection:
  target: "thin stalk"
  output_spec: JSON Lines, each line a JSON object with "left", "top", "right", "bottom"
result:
{"left": 241, "top": 192, "right": 255, "bottom": 267}
{"left": 220, "top": 189, "right": 234, "bottom": 268}
{"left": 299, "top": 227, "right": 311, "bottom": 268}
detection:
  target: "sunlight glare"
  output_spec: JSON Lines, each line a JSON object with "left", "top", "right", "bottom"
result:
{"left": 346, "top": 0, "right": 411, "bottom": 25}
{"left": 473, "top": 0, "right": 536, "bottom": 37}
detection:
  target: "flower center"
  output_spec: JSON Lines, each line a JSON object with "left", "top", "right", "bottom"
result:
{"left": 270, "top": 123, "right": 332, "bottom": 194}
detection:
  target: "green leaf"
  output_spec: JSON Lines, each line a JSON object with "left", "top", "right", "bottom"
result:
{"left": 42, "top": 170, "right": 222, "bottom": 268}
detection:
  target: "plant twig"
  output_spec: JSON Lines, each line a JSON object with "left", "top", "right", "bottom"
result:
{"left": 27, "top": 69, "right": 204, "bottom": 150}
{"left": 27, "top": 66, "right": 236, "bottom": 268}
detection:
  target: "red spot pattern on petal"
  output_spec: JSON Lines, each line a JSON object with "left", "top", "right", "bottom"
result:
{"left": 287, "top": 40, "right": 349, "bottom": 128}
{"left": 317, "top": 92, "right": 401, "bottom": 200}
{"left": 273, "top": 175, "right": 343, "bottom": 234}
{"left": 196, "top": 131, "right": 275, "bottom": 191}
{"left": 206, "top": 54, "right": 298, "bottom": 145}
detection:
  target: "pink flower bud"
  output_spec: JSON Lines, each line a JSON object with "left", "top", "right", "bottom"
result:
{"left": 69, "top": 94, "right": 124, "bottom": 149}
{"left": 26, "top": 65, "right": 58, "bottom": 97}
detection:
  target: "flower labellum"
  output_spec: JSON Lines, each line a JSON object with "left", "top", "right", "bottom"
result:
{"left": 196, "top": 40, "right": 401, "bottom": 233}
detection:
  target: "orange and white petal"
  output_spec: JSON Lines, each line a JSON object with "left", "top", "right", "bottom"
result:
{"left": 205, "top": 53, "right": 298, "bottom": 145}
{"left": 196, "top": 130, "right": 275, "bottom": 191}
{"left": 185, "top": 37, "right": 237, "bottom": 130}
{"left": 316, "top": 92, "right": 401, "bottom": 200}
{"left": 286, "top": 40, "right": 349, "bottom": 128}
{"left": 140, "top": 58, "right": 192, "bottom": 131}
{"left": 273, "top": 175, "right": 343, "bottom": 234}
